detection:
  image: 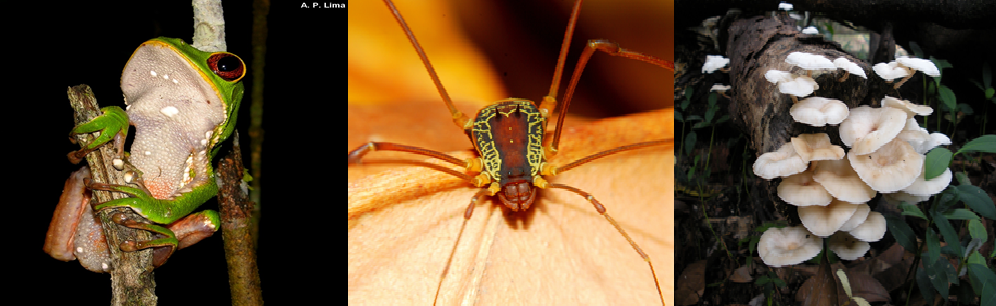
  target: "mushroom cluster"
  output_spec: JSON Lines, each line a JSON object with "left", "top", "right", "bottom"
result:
{"left": 765, "top": 52, "right": 864, "bottom": 103}
{"left": 753, "top": 52, "right": 950, "bottom": 265}
{"left": 873, "top": 56, "right": 941, "bottom": 89}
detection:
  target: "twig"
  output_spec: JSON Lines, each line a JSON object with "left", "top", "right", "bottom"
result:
{"left": 67, "top": 85, "right": 158, "bottom": 305}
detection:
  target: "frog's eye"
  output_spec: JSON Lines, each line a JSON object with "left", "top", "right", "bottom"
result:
{"left": 207, "top": 52, "right": 246, "bottom": 82}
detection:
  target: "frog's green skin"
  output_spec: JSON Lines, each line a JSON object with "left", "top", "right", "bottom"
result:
{"left": 44, "top": 37, "right": 245, "bottom": 272}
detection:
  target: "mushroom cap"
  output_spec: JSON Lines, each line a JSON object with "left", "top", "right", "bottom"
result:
{"left": 896, "top": 56, "right": 941, "bottom": 76}
{"left": 778, "top": 75, "right": 819, "bottom": 97}
{"left": 786, "top": 52, "right": 837, "bottom": 70}
{"left": 758, "top": 226, "right": 823, "bottom": 267}
{"left": 848, "top": 139, "right": 923, "bottom": 193}
{"left": 711, "top": 84, "right": 731, "bottom": 91}
{"left": 828, "top": 231, "right": 871, "bottom": 260}
{"left": 765, "top": 69, "right": 794, "bottom": 84}
{"left": 802, "top": 26, "right": 819, "bottom": 35}
{"left": 791, "top": 133, "right": 845, "bottom": 162}
{"left": 833, "top": 58, "right": 867, "bottom": 79}
{"left": 812, "top": 159, "right": 877, "bottom": 204}
{"left": 753, "top": 142, "right": 808, "bottom": 180}
{"left": 848, "top": 211, "right": 887, "bottom": 242}
{"left": 778, "top": 168, "right": 834, "bottom": 206}
{"left": 902, "top": 164, "right": 952, "bottom": 196}
{"left": 839, "top": 106, "right": 908, "bottom": 155}
{"left": 883, "top": 191, "right": 932, "bottom": 204}
{"left": 897, "top": 118, "right": 933, "bottom": 154}
{"left": 790, "top": 97, "right": 850, "bottom": 127}
{"left": 838, "top": 203, "right": 871, "bottom": 232}
{"left": 799, "top": 199, "right": 860, "bottom": 237}
{"left": 882, "top": 96, "right": 933, "bottom": 117}
{"left": 703, "top": 55, "right": 730, "bottom": 73}
{"left": 873, "top": 61, "right": 910, "bottom": 81}
{"left": 778, "top": 2, "right": 793, "bottom": 11}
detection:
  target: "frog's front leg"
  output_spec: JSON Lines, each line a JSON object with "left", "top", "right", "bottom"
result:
{"left": 66, "top": 106, "right": 129, "bottom": 164}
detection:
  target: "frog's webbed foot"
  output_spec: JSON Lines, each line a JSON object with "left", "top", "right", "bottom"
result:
{"left": 110, "top": 210, "right": 219, "bottom": 267}
{"left": 67, "top": 106, "right": 129, "bottom": 164}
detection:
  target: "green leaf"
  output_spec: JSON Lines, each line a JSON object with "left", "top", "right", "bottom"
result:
{"left": 932, "top": 210, "right": 964, "bottom": 256}
{"left": 708, "top": 92, "right": 717, "bottom": 107}
{"left": 986, "top": 88, "right": 995, "bottom": 100}
{"left": 955, "top": 171, "right": 971, "bottom": 186}
{"left": 939, "top": 85, "right": 957, "bottom": 111}
{"left": 944, "top": 208, "right": 980, "bottom": 220}
{"left": 704, "top": 107, "right": 716, "bottom": 124}
{"left": 925, "top": 256, "right": 953, "bottom": 299}
{"left": 925, "top": 228, "right": 940, "bottom": 265}
{"left": 968, "top": 263, "right": 996, "bottom": 303}
{"left": 692, "top": 121, "right": 710, "bottom": 129}
{"left": 684, "top": 131, "right": 697, "bottom": 155}
{"left": 715, "top": 115, "right": 729, "bottom": 125}
{"left": 925, "top": 147, "right": 953, "bottom": 180}
{"left": 674, "top": 111, "right": 683, "bottom": 122}
{"left": 957, "top": 103, "right": 974, "bottom": 115}
{"left": 968, "top": 219, "right": 988, "bottom": 242}
{"left": 956, "top": 134, "right": 996, "bottom": 155}
{"left": 684, "top": 87, "right": 694, "bottom": 103}
{"left": 916, "top": 265, "right": 935, "bottom": 303}
{"left": 953, "top": 184, "right": 996, "bottom": 220}
{"left": 686, "top": 114, "right": 703, "bottom": 121}
{"left": 900, "top": 202, "right": 928, "bottom": 219}
{"left": 886, "top": 213, "right": 918, "bottom": 252}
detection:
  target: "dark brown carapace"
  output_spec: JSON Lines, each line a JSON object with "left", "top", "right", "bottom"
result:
{"left": 348, "top": 0, "right": 674, "bottom": 304}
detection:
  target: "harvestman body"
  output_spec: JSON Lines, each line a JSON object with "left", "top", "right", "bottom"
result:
{"left": 348, "top": 0, "right": 675, "bottom": 304}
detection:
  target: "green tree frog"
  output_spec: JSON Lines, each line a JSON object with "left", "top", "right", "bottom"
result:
{"left": 44, "top": 37, "right": 245, "bottom": 272}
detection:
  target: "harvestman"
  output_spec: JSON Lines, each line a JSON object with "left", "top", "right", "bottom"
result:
{"left": 348, "top": 0, "right": 675, "bottom": 304}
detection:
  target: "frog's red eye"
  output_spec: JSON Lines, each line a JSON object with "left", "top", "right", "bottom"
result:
{"left": 207, "top": 53, "right": 245, "bottom": 82}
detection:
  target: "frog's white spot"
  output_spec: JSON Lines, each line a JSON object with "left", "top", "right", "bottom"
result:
{"left": 172, "top": 78, "right": 179, "bottom": 84}
{"left": 76, "top": 246, "right": 83, "bottom": 253}
{"left": 163, "top": 74, "right": 170, "bottom": 80}
{"left": 124, "top": 170, "right": 135, "bottom": 184}
{"left": 205, "top": 131, "right": 213, "bottom": 139}
{"left": 101, "top": 262, "right": 109, "bottom": 271}
{"left": 112, "top": 158, "right": 125, "bottom": 170}
{"left": 144, "top": 151, "right": 152, "bottom": 156}
{"left": 160, "top": 106, "right": 180, "bottom": 117}
{"left": 201, "top": 138, "right": 208, "bottom": 146}
{"left": 150, "top": 70, "right": 158, "bottom": 77}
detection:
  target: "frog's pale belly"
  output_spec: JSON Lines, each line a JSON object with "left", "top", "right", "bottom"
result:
{"left": 126, "top": 96, "right": 222, "bottom": 200}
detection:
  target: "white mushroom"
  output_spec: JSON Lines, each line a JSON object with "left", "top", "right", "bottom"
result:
{"left": 837, "top": 203, "right": 871, "bottom": 232}
{"left": 848, "top": 139, "right": 923, "bottom": 193}
{"left": 799, "top": 199, "right": 860, "bottom": 237}
{"left": 873, "top": 61, "right": 909, "bottom": 82}
{"left": 848, "top": 211, "right": 887, "bottom": 242}
{"left": 765, "top": 69, "right": 794, "bottom": 84}
{"left": 902, "top": 164, "right": 952, "bottom": 197}
{"left": 778, "top": 2, "right": 793, "bottom": 11}
{"left": 839, "top": 106, "right": 908, "bottom": 155}
{"left": 883, "top": 190, "right": 932, "bottom": 204}
{"left": 711, "top": 84, "right": 731, "bottom": 98}
{"left": 791, "top": 133, "right": 845, "bottom": 163}
{"left": 786, "top": 52, "right": 837, "bottom": 77}
{"left": 802, "top": 26, "right": 819, "bottom": 35}
{"left": 703, "top": 55, "right": 730, "bottom": 73}
{"left": 828, "top": 231, "right": 871, "bottom": 260}
{"left": 790, "top": 97, "right": 850, "bottom": 127}
{"left": 758, "top": 226, "right": 823, "bottom": 267}
{"left": 882, "top": 96, "right": 933, "bottom": 117}
{"left": 753, "top": 142, "right": 808, "bottom": 180}
{"left": 778, "top": 168, "right": 834, "bottom": 206}
{"left": 896, "top": 56, "right": 941, "bottom": 77}
{"left": 833, "top": 58, "right": 867, "bottom": 81}
{"left": 812, "top": 159, "right": 877, "bottom": 204}
{"left": 778, "top": 75, "right": 820, "bottom": 102}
